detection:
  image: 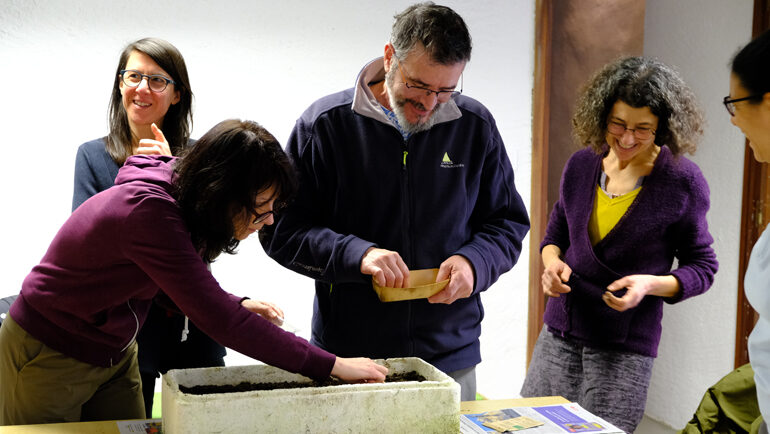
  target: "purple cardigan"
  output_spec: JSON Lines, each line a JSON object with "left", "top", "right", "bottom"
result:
{"left": 11, "top": 155, "right": 335, "bottom": 379}
{"left": 541, "top": 146, "right": 718, "bottom": 357}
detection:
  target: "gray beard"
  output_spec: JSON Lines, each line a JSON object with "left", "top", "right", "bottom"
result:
{"left": 384, "top": 68, "right": 439, "bottom": 134}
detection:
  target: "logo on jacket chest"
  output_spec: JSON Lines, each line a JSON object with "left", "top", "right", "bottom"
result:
{"left": 440, "top": 152, "right": 465, "bottom": 169}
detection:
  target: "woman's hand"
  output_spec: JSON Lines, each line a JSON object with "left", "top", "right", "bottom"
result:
{"left": 603, "top": 274, "right": 680, "bottom": 312}
{"left": 331, "top": 357, "right": 388, "bottom": 383}
{"left": 541, "top": 245, "right": 571, "bottom": 297}
{"left": 240, "top": 299, "right": 285, "bottom": 327}
{"left": 135, "top": 123, "right": 172, "bottom": 156}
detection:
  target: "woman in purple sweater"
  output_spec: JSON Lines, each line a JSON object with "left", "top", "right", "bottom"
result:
{"left": 0, "top": 119, "right": 387, "bottom": 425}
{"left": 521, "top": 57, "right": 718, "bottom": 432}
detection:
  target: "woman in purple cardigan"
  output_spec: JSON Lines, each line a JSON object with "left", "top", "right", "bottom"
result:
{"left": 0, "top": 120, "right": 387, "bottom": 425}
{"left": 521, "top": 57, "right": 718, "bottom": 432}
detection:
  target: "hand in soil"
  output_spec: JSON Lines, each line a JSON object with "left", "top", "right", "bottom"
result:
{"left": 331, "top": 357, "right": 388, "bottom": 383}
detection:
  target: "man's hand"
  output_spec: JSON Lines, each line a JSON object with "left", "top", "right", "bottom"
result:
{"left": 135, "top": 123, "right": 172, "bottom": 156}
{"left": 428, "top": 255, "right": 474, "bottom": 304}
{"left": 361, "top": 247, "right": 410, "bottom": 288}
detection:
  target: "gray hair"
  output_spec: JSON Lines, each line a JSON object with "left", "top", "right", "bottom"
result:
{"left": 390, "top": 2, "right": 471, "bottom": 64}
{"left": 572, "top": 56, "right": 704, "bottom": 156}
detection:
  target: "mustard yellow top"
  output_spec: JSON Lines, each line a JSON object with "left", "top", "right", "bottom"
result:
{"left": 588, "top": 185, "right": 642, "bottom": 245}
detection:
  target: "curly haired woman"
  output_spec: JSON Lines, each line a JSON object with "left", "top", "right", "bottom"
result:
{"left": 520, "top": 57, "right": 718, "bottom": 432}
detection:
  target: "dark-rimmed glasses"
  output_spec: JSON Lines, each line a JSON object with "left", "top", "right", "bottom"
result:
{"left": 607, "top": 121, "right": 656, "bottom": 141}
{"left": 251, "top": 210, "right": 275, "bottom": 225}
{"left": 723, "top": 94, "right": 761, "bottom": 116}
{"left": 119, "top": 69, "right": 176, "bottom": 93}
{"left": 396, "top": 61, "right": 462, "bottom": 103}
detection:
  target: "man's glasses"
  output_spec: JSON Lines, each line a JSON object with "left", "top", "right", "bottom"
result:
{"left": 119, "top": 70, "right": 176, "bottom": 93}
{"left": 723, "top": 94, "right": 761, "bottom": 116}
{"left": 396, "top": 62, "right": 462, "bottom": 103}
{"left": 606, "top": 121, "right": 656, "bottom": 141}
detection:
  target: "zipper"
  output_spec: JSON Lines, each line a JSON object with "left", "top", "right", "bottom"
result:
{"left": 400, "top": 139, "right": 415, "bottom": 354}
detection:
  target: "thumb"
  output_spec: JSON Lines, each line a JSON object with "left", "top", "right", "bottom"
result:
{"left": 436, "top": 262, "right": 451, "bottom": 283}
{"left": 559, "top": 266, "right": 572, "bottom": 283}
{"left": 151, "top": 123, "right": 167, "bottom": 144}
{"left": 607, "top": 276, "right": 629, "bottom": 292}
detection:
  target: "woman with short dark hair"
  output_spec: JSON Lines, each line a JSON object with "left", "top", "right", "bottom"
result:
{"left": 0, "top": 119, "right": 387, "bottom": 425}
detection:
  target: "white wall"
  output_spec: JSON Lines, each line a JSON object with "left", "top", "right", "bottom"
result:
{"left": 0, "top": 0, "right": 534, "bottom": 399}
{"left": 643, "top": 0, "right": 754, "bottom": 427}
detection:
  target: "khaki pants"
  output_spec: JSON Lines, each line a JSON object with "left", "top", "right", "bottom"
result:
{"left": 0, "top": 315, "right": 144, "bottom": 425}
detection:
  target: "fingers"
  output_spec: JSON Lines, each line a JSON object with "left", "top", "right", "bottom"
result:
{"left": 151, "top": 122, "right": 167, "bottom": 143}
{"left": 135, "top": 123, "right": 171, "bottom": 156}
{"left": 361, "top": 248, "right": 409, "bottom": 288}
{"left": 607, "top": 276, "right": 630, "bottom": 292}
{"left": 602, "top": 291, "right": 629, "bottom": 312}
{"left": 429, "top": 256, "right": 473, "bottom": 304}
{"left": 331, "top": 357, "right": 388, "bottom": 383}
{"left": 541, "top": 269, "right": 570, "bottom": 298}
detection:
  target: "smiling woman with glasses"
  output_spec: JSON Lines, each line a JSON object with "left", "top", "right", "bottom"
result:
{"left": 521, "top": 56, "right": 717, "bottom": 433}
{"left": 70, "top": 37, "right": 212, "bottom": 420}
{"left": 725, "top": 28, "right": 770, "bottom": 428}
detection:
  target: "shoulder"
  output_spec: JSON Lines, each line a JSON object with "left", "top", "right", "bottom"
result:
{"left": 564, "top": 147, "right": 602, "bottom": 173}
{"left": 298, "top": 88, "right": 355, "bottom": 126}
{"left": 653, "top": 146, "right": 709, "bottom": 201}
{"left": 76, "top": 137, "right": 108, "bottom": 156}
{"left": 453, "top": 95, "right": 497, "bottom": 127}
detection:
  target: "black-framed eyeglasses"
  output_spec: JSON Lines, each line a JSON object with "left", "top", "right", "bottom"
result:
{"left": 251, "top": 210, "right": 275, "bottom": 225}
{"left": 119, "top": 69, "right": 176, "bottom": 93}
{"left": 723, "top": 94, "right": 761, "bottom": 116}
{"left": 396, "top": 61, "right": 462, "bottom": 102}
{"left": 606, "top": 121, "right": 656, "bottom": 141}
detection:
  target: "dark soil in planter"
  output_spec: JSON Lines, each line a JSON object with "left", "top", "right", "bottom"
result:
{"left": 179, "top": 371, "right": 428, "bottom": 395}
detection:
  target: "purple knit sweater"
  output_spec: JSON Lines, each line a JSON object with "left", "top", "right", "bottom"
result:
{"left": 11, "top": 155, "right": 335, "bottom": 379}
{"left": 541, "top": 146, "right": 718, "bottom": 357}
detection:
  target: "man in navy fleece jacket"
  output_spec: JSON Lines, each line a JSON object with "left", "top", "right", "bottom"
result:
{"left": 260, "top": 2, "right": 530, "bottom": 401}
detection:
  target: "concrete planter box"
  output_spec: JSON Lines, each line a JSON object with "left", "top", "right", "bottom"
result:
{"left": 162, "top": 357, "right": 460, "bottom": 433}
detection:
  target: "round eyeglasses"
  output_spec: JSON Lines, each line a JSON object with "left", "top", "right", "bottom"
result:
{"left": 607, "top": 121, "right": 656, "bottom": 141}
{"left": 119, "top": 69, "right": 176, "bottom": 93}
{"left": 723, "top": 94, "right": 761, "bottom": 117}
{"left": 396, "top": 61, "right": 462, "bottom": 103}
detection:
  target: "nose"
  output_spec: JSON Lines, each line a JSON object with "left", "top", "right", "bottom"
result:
{"left": 259, "top": 213, "right": 275, "bottom": 227}
{"left": 730, "top": 116, "right": 737, "bottom": 127}
{"left": 417, "top": 92, "right": 439, "bottom": 112}
{"left": 136, "top": 77, "right": 151, "bottom": 92}
{"left": 620, "top": 129, "right": 636, "bottom": 145}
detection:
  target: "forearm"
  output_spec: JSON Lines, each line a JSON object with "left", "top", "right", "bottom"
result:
{"left": 541, "top": 244, "right": 563, "bottom": 269}
{"left": 645, "top": 275, "right": 680, "bottom": 298}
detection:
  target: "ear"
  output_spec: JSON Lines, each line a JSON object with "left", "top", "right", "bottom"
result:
{"left": 171, "top": 89, "right": 181, "bottom": 105}
{"left": 383, "top": 43, "right": 395, "bottom": 73}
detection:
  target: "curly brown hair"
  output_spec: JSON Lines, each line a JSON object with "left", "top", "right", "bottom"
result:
{"left": 572, "top": 56, "right": 704, "bottom": 156}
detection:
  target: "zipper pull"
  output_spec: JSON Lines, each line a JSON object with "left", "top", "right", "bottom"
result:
{"left": 402, "top": 150, "right": 408, "bottom": 168}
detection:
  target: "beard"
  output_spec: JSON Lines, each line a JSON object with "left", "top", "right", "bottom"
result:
{"left": 384, "top": 66, "right": 440, "bottom": 134}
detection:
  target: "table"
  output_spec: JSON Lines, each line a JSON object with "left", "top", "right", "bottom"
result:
{"left": 0, "top": 397, "right": 570, "bottom": 433}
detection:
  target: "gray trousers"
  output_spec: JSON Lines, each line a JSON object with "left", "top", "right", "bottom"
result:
{"left": 521, "top": 327, "right": 653, "bottom": 433}
{"left": 448, "top": 365, "right": 477, "bottom": 401}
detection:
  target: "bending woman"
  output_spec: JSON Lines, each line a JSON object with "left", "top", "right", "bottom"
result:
{"left": 72, "top": 37, "right": 232, "bottom": 417}
{"left": 520, "top": 57, "right": 718, "bottom": 433}
{"left": 0, "top": 119, "right": 387, "bottom": 425}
